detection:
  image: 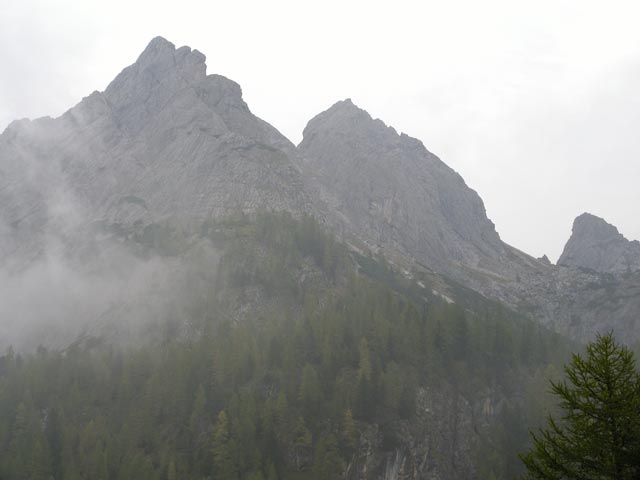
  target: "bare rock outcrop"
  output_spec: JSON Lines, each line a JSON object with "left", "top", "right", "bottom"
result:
{"left": 558, "top": 213, "right": 640, "bottom": 274}
{"left": 1, "top": 37, "right": 639, "bottom": 345}
{"left": 296, "top": 100, "right": 640, "bottom": 344}
{"left": 0, "top": 37, "right": 309, "bottom": 269}
{"left": 297, "top": 100, "right": 527, "bottom": 283}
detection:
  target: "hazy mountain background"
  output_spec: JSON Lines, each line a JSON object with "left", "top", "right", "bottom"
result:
{"left": 2, "top": 0, "right": 640, "bottom": 261}
{"left": 2, "top": 36, "right": 639, "bottom": 349}
{"left": 1, "top": 3, "right": 640, "bottom": 479}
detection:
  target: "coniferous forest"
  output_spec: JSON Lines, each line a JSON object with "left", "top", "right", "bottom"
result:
{"left": 0, "top": 214, "right": 574, "bottom": 479}
{"left": 3, "top": 5, "right": 640, "bottom": 477}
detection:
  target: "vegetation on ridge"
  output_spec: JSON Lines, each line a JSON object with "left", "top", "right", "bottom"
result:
{"left": 0, "top": 213, "right": 573, "bottom": 479}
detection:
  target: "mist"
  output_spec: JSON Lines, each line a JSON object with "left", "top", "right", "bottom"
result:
{"left": 0, "top": 135, "right": 220, "bottom": 352}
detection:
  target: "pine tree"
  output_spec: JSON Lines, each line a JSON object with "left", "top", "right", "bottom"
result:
{"left": 291, "top": 416, "right": 312, "bottom": 470}
{"left": 212, "top": 410, "right": 238, "bottom": 480}
{"left": 189, "top": 384, "right": 207, "bottom": 440}
{"left": 342, "top": 408, "right": 357, "bottom": 451}
{"left": 312, "top": 434, "right": 344, "bottom": 480}
{"left": 30, "top": 439, "right": 51, "bottom": 480}
{"left": 266, "top": 461, "right": 278, "bottom": 480}
{"left": 520, "top": 333, "right": 640, "bottom": 479}
{"left": 167, "top": 460, "right": 177, "bottom": 480}
{"left": 9, "top": 402, "right": 30, "bottom": 473}
{"left": 357, "top": 338, "right": 372, "bottom": 382}
{"left": 298, "top": 363, "right": 322, "bottom": 422}
{"left": 46, "top": 407, "right": 64, "bottom": 480}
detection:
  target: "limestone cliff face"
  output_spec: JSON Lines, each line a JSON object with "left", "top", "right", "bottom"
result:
{"left": 2, "top": 34, "right": 640, "bottom": 480}
{"left": 297, "top": 100, "right": 524, "bottom": 282}
{"left": 1, "top": 37, "right": 639, "bottom": 345}
{"left": 558, "top": 213, "right": 640, "bottom": 274}
{"left": 0, "top": 37, "right": 309, "bottom": 269}
{"left": 296, "top": 100, "right": 640, "bottom": 344}
{"left": 531, "top": 214, "right": 640, "bottom": 342}
{"left": 297, "top": 100, "right": 553, "bottom": 308}
{"left": 349, "top": 386, "right": 479, "bottom": 480}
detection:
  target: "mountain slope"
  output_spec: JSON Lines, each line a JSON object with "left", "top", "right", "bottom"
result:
{"left": 0, "top": 34, "right": 638, "bottom": 480}
{"left": 1, "top": 36, "right": 639, "bottom": 346}
{"left": 296, "top": 100, "right": 640, "bottom": 343}
{"left": 0, "top": 212, "right": 573, "bottom": 480}
{"left": 297, "top": 100, "right": 552, "bottom": 308}
{"left": 0, "top": 37, "right": 309, "bottom": 270}
{"left": 298, "top": 99, "right": 505, "bottom": 275}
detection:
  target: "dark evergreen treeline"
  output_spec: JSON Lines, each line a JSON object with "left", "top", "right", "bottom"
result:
{"left": 0, "top": 213, "right": 572, "bottom": 479}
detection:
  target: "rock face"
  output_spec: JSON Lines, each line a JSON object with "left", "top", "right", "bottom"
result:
{"left": 2, "top": 34, "right": 640, "bottom": 479}
{"left": 298, "top": 99, "right": 551, "bottom": 308}
{"left": 351, "top": 386, "right": 480, "bottom": 480}
{"left": 558, "top": 213, "right": 640, "bottom": 274}
{"left": 298, "top": 99, "right": 504, "bottom": 276}
{"left": 0, "top": 36, "right": 309, "bottom": 269}
{"left": 1, "top": 36, "right": 639, "bottom": 346}
{"left": 536, "top": 213, "right": 640, "bottom": 342}
{"left": 296, "top": 100, "right": 640, "bottom": 344}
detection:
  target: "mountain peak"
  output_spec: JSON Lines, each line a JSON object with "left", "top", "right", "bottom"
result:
{"left": 300, "top": 99, "right": 435, "bottom": 158}
{"left": 558, "top": 213, "right": 640, "bottom": 273}
{"left": 142, "top": 35, "right": 175, "bottom": 51}
{"left": 102, "top": 37, "right": 207, "bottom": 134}
{"left": 572, "top": 212, "right": 621, "bottom": 240}
{"left": 137, "top": 36, "right": 176, "bottom": 60}
{"left": 310, "top": 98, "right": 372, "bottom": 122}
{"left": 298, "top": 98, "right": 504, "bottom": 282}
{"left": 326, "top": 98, "right": 359, "bottom": 113}
{"left": 301, "top": 99, "right": 407, "bottom": 150}
{"left": 133, "top": 36, "right": 206, "bottom": 77}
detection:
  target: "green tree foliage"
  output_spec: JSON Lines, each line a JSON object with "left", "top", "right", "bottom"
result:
{"left": 212, "top": 410, "right": 238, "bottom": 480}
{"left": 312, "top": 434, "right": 343, "bottom": 480}
{"left": 0, "top": 213, "right": 573, "bottom": 479}
{"left": 291, "top": 416, "right": 312, "bottom": 470}
{"left": 167, "top": 460, "right": 177, "bottom": 480}
{"left": 342, "top": 408, "right": 357, "bottom": 451}
{"left": 520, "top": 333, "right": 640, "bottom": 479}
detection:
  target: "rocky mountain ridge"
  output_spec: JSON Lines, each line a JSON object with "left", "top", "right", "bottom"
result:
{"left": 297, "top": 98, "right": 640, "bottom": 342}
{"left": 298, "top": 99, "right": 545, "bottom": 297}
{"left": 0, "top": 36, "right": 309, "bottom": 271}
{"left": 1, "top": 36, "right": 638, "bottom": 343}
{"left": 298, "top": 99, "right": 506, "bottom": 275}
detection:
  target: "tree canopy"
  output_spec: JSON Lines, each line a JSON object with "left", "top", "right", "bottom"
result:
{"left": 520, "top": 332, "right": 640, "bottom": 479}
{"left": 0, "top": 213, "right": 573, "bottom": 479}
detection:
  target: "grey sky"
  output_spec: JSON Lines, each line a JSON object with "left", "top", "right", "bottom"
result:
{"left": 1, "top": 0, "right": 639, "bottom": 261}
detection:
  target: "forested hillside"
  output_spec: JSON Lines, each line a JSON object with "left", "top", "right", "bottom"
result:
{"left": 0, "top": 214, "right": 573, "bottom": 479}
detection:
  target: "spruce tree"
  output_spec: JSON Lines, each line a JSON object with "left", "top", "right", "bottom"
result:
{"left": 312, "top": 434, "right": 344, "bottom": 480}
{"left": 520, "top": 332, "right": 640, "bottom": 479}
{"left": 212, "top": 410, "right": 238, "bottom": 480}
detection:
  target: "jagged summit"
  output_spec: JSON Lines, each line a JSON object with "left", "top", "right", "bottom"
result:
{"left": 102, "top": 37, "right": 245, "bottom": 136}
{"left": 301, "top": 98, "right": 427, "bottom": 152}
{"left": 307, "top": 98, "right": 369, "bottom": 119}
{"left": 558, "top": 213, "right": 640, "bottom": 273}
{"left": 2, "top": 36, "right": 640, "bottom": 344}
{"left": 572, "top": 213, "right": 623, "bottom": 240}
{"left": 573, "top": 212, "right": 620, "bottom": 234}
{"left": 139, "top": 35, "right": 187, "bottom": 57}
{"left": 107, "top": 36, "right": 207, "bottom": 94}
{"left": 0, "top": 37, "right": 310, "bottom": 270}
{"left": 3, "top": 37, "right": 245, "bottom": 138}
{"left": 301, "top": 98, "right": 378, "bottom": 137}
{"left": 299, "top": 98, "right": 505, "bottom": 280}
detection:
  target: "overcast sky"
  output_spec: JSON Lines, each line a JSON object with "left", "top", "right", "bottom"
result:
{"left": 1, "top": 0, "right": 639, "bottom": 261}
